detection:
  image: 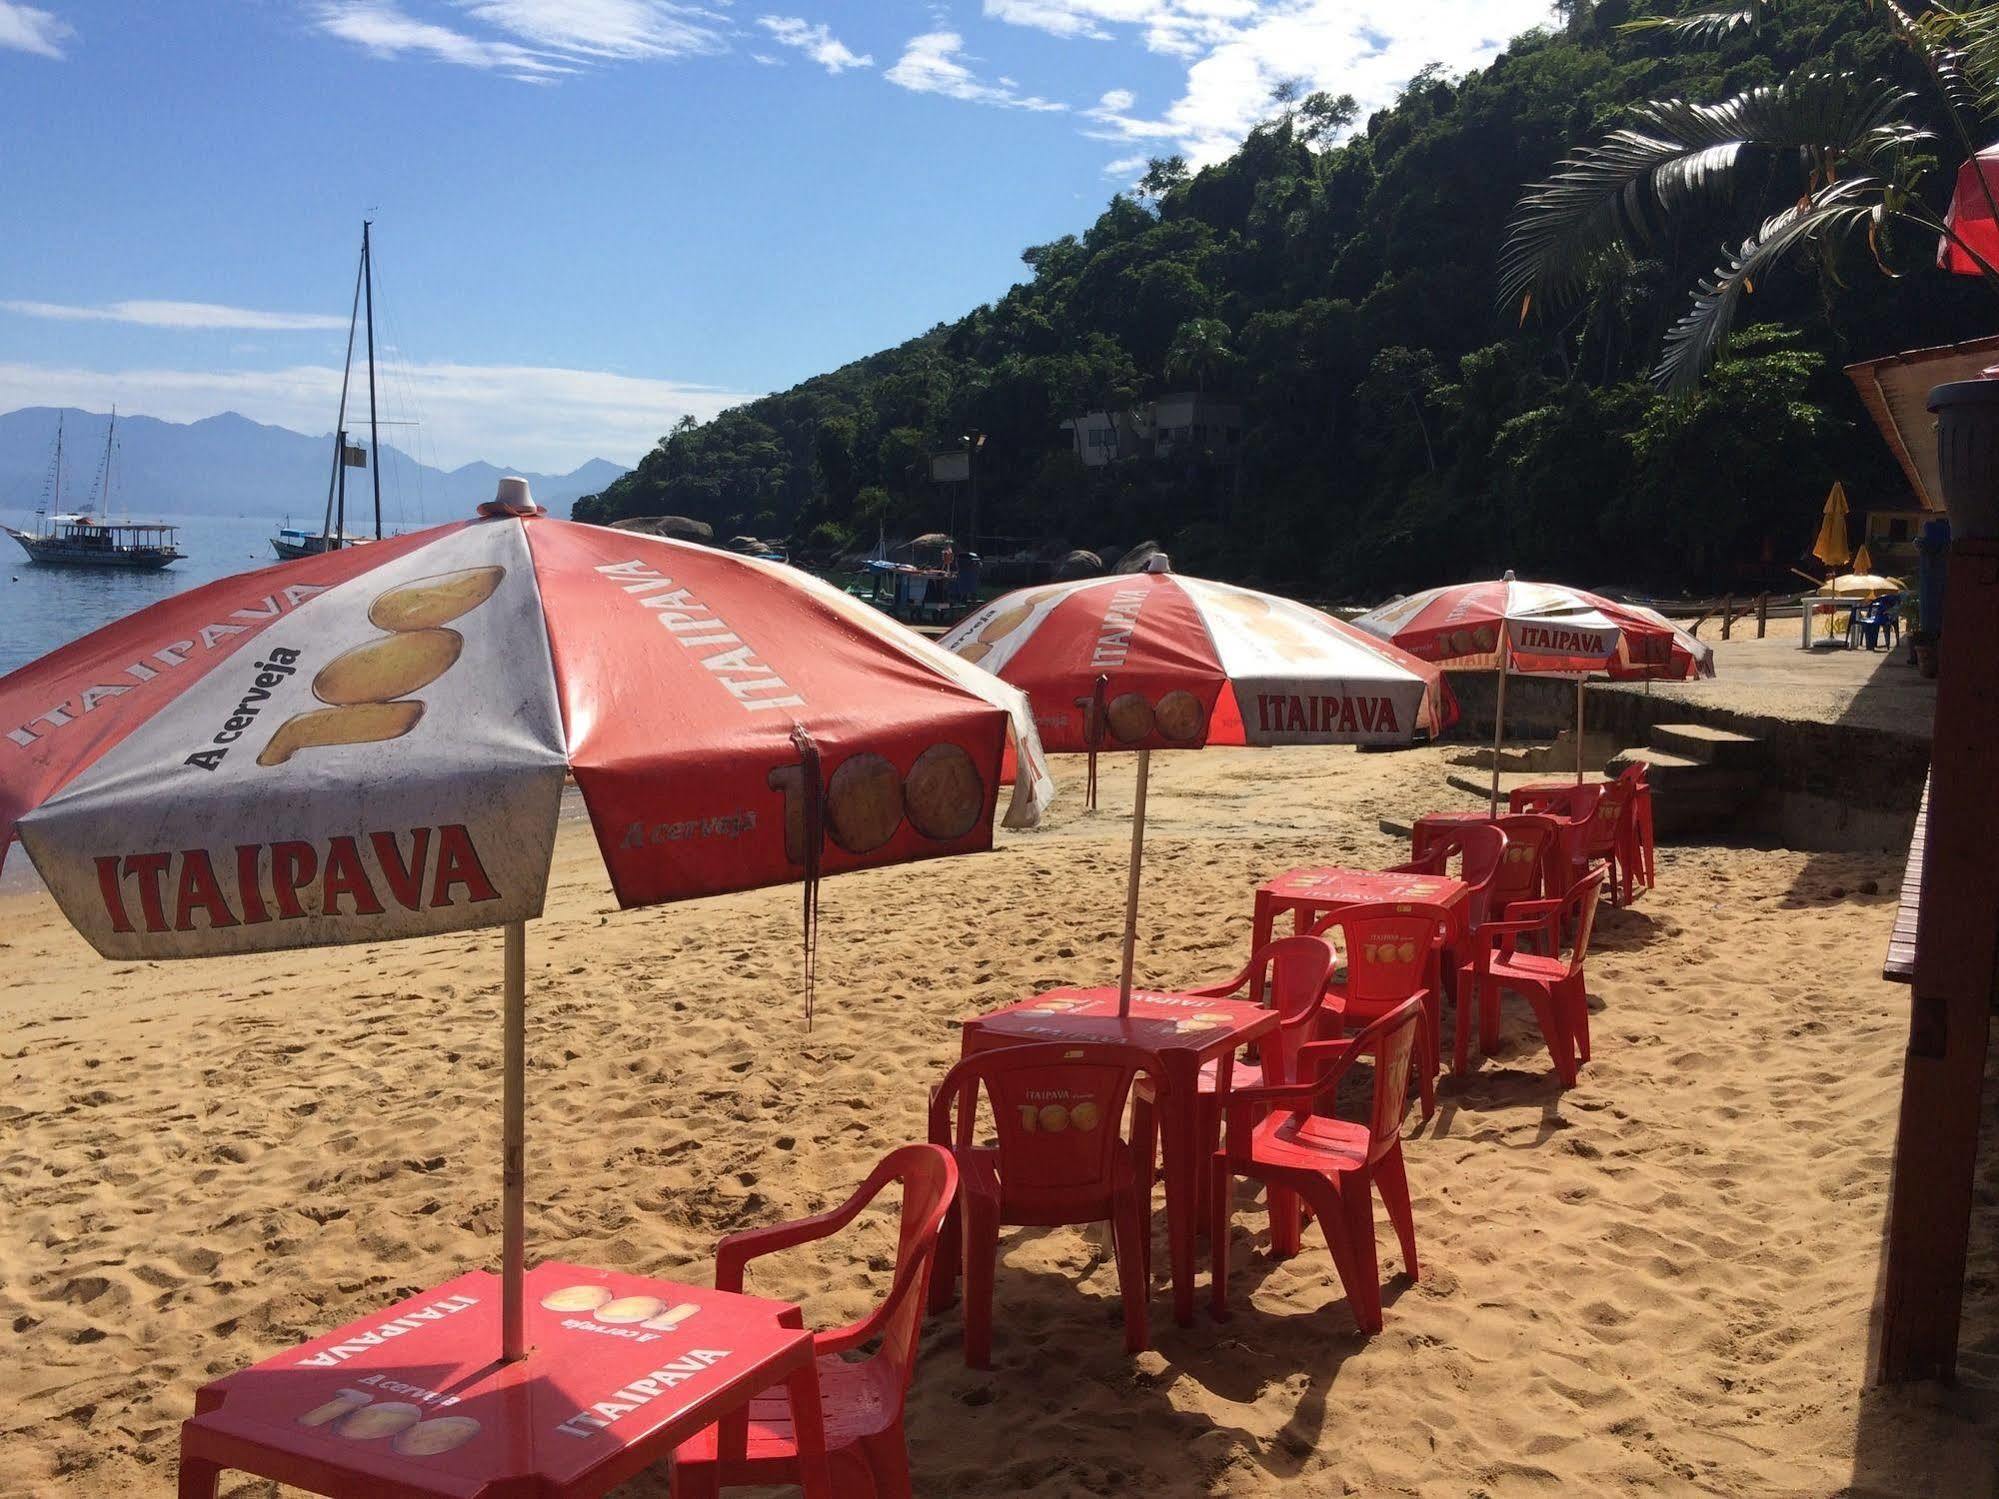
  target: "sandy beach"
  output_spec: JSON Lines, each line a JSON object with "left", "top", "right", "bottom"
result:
{"left": 3, "top": 743, "right": 1995, "bottom": 1497}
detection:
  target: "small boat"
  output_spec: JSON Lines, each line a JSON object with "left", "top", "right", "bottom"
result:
{"left": 271, "top": 523, "right": 372, "bottom": 561}
{"left": 272, "top": 219, "right": 388, "bottom": 560}
{"left": 5, "top": 411, "right": 183, "bottom": 570}
{"left": 848, "top": 533, "right": 975, "bottom": 625}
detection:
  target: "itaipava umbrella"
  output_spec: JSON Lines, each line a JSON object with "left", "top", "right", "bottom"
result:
{"left": 0, "top": 480, "right": 1053, "bottom": 1362}
{"left": 1352, "top": 574, "right": 1713, "bottom": 811}
{"left": 938, "top": 555, "right": 1453, "bottom": 1012}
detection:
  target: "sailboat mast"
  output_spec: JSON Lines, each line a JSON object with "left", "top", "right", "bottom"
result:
{"left": 100, "top": 408, "right": 116, "bottom": 519}
{"left": 363, "top": 219, "right": 382, "bottom": 541}
{"left": 54, "top": 414, "right": 64, "bottom": 513}
{"left": 324, "top": 229, "right": 365, "bottom": 544}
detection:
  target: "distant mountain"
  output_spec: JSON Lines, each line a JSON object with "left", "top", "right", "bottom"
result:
{"left": 0, "top": 407, "right": 626, "bottom": 522}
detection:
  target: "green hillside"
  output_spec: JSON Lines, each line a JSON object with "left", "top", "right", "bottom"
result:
{"left": 576, "top": 0, "right": 1994, "bottom": 596}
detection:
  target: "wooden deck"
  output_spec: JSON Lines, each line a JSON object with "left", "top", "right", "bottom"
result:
{"left": 1884, "top": 771, "right": 1930, "bottom": 984}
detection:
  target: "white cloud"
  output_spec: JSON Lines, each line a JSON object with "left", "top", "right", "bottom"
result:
{"left": 885, "top": 31, "right": 1066, "bottom": 111}
{"left": 0, "top": 359, "right": 758, "bottom": 471}
{"left": 750, "top": 50, "right": 781, "bottom": 64}
{"left": 458, "top": 0, "right": 726, "bottom": 60}
{"left": 312, "top": 0, "right": 726, "bottom": 79}
{"left": 4, "top": 300, "right": 350, "bottom": 332}
{"left": 756, "top": 16, "right": 871, "bottom": 73}
{"left": 0, "top": 1, "right": 71, "bottom": 58}
{"left": 312, "top": 1, "right": 571, "bottom": 78}
{"left": 1000, "top": 0, "right": 1554, "bottom": 166}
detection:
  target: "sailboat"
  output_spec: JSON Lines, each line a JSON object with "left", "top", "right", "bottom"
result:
{"left": 272, "top": 220, "right": 387, "bottom": 560}
{"left": 5, "top": 409, "right": 183, "bottom": 570}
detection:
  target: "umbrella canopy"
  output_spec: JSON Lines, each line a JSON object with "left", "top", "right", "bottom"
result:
{"left": 0, "top": 488, "right": 1054, "bottom": 1361}
{"left": 940, "top": 565, "right": 1454, "bottom": 753}
{"left": 1820, "top": 572, "right": 1906, "bottom": 598}
{"left": 1938, "top": 146, "right": 1999, "bottom": 277}
{"left": 1812, "top": 482, "right": 1853, "bottom": 570}
{"left": 1854, "top": 542, "right": 1875, "bottom": 575}
{"left": 1348, "top": 575, "right": 1623, "bottom": 676}
{"left": 940, "top": 559, "right": 1452, "bottom": 1008}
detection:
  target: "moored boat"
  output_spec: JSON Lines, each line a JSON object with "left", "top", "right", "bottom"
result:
{"left": 4, "top": 410, "right": 182, "bottom": 570}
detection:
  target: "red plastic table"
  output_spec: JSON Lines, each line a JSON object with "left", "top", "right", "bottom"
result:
{"left": 1505, "top": 780, "right": 1603, "bottom": 815}
{"left": 1250, "top": 867, "right": 1471, "bottom": 957}
{"left": 958, "top": 986, "right": 1278, "bottom": 1328}
{"left": 177, "top": 1261, "right": 833, "bottom": 1499}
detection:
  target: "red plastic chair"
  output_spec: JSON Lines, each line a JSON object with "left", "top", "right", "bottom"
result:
{"left": 1455, "top": 866, "right": 1607, "bottom": 1087}
{"left": 1615, "top": 761, "right": 1656, "bottom": 892}
{"left": 1580, "top": 779, "right": 1634, "bottom": 905}
{"left": 1313, "top": 903, "right": 1443, "bottom": 1121}
{"left": 927, "top": 1042, "right": 1157, "bottom": 1368}
{"left": 1209, "top": 997, "right": 1423, "bottom": 1333}
{"left": 1490, "top": 814, "right": 1562, "bottom": 915}
{"left": 1130, "top": 935, "right": 1337, "bottom": 1230}
{"left": 670, "top": 1143, "right": 959, "bottom": 1499}
{"left": 1416, "top": 822, "right": 1507, "bottom": 928}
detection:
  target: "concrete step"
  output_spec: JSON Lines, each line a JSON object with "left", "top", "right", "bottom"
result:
{"left": 1645, "top": 722, "right": 1764, "bottom": 768}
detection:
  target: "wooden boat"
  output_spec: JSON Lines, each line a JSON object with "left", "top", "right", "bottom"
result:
{"left": 5, "top": 412, "right": 182, "bottom": 570}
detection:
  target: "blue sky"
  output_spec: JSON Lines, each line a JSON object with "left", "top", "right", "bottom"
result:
{"left": 0, "top": 0, "right": 1551, "bottom": 472}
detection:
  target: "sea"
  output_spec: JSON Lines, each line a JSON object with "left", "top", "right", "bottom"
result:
{"left": 0, "top": 510, "right": 417, "bottom": 678}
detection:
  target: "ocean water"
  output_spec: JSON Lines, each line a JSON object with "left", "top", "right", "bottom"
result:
{"left": 0, "top": 511, "right": 429, "bottom": 678}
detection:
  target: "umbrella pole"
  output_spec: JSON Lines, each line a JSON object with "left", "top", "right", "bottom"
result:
{"left": 1117, "top": 748, "right": 1151, "bottom": 1018}
{"left": 502, "top": 918, "right": 527, "bottom": 1363}
{"left": 1488, "top": 638, "right": 1510, "bottom": 818}
{"left": 1576, "top": 677, "right": 1586, "bottom": 784}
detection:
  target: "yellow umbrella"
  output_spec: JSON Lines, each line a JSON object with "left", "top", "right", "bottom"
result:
{"left": 1811, "top": 482, "right": 1853, "bottom": 569}
{"left": 1820, "top": 572, "right": 1905, "bottom": 598}
{"left": 1853, "top": 541, "right": 1874, "bottom": 574}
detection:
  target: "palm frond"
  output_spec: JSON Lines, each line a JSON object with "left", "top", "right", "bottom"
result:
{"left": 1881, "top": 0, "right": 1985, "bottom": 124}
{"left": 1499, "top": 72, "right": 1923, "bottom": 322}
{"left": 1618, "top": 7, "right": 1755, "bottom": 43}
{"left": 1653, "top": 179, "right": 1885, "bottom": 393}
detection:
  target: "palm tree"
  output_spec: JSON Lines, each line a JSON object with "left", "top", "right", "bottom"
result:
{"left": 1499, "top": 2, "right": 1999, "bottom": 393}
{"left": 1166, "top": 317, "right": 1239, "bottom": 394}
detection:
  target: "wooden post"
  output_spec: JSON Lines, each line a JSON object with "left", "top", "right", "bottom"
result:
{"left": 1488, "top": 635, "right": 1511, "bottom": 818}
{"left": 1756, "top": 592, "right": 1769, "bottom": 638}
{"left": 1117, "top": 749, "right": 1151, "bottom": 1017}
{"left": 502, "top": 919, "right": 527, "bottom": 1363}
{"left": 1877, "top": 537, "right": 1999, "bottom": 1382}
{"left": 1721, "top": 595, "right": 1734, "bottom": 640}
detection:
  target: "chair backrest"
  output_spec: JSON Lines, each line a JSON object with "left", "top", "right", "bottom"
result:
{"left": 1582, "top": 779, "right": 1630, "bottom": 856}
{"left": 820, "top": 1143, "right": 959, "bottom": 1396}
{"left": 1315, "top": 901, "right": 1445, "bottom": 1005}
{"left": 1296, "top": 997, "right": 1422, "bottom": 1166}
{"left": 1616, "top": 760, "right": 1649, "bottom": 791}
{"left": 1558, "top": 866, "right": 1609, "bottom": 978}
{"left": 1246, "top": 935, "right": 1335, "bottom": 1085}
{"left": 1491, "top": 814, "right": 1561, "bottom": 906}
{"left": 929, "top": 1041, "right": 1154, "bottom": 1220}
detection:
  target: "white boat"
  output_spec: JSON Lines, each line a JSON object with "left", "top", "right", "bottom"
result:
{"left": 5, "top": 412, "right": 183, "bottom": 570}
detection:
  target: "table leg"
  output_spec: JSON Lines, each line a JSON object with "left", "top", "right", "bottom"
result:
{"left": 785, "top": 1359, "right": 835, "bottom": 1499}
{"left": 176, "top": 1453, "right": 221, "bottom": 1499}
{"left": 1160, "top": 1052, "right": 1201, "bottom": 1327}
{"left": 1251, "top": 891, "right": 1275, "bottom": 960}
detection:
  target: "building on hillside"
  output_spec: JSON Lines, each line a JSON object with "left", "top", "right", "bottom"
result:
{"left": 1059, "top": 394, "right": 1243, "bottom": 467}
{"left": 1059, "top": 409, "right": 1145, "bottom": 468}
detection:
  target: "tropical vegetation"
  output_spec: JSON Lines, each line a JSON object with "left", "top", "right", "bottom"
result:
{"left": 576, "top": 0, "right": 1998, "bottom": 597}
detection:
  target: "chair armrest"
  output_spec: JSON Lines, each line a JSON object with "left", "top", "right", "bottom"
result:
{"left": 1183, "top": 964, "right": 1251, "bottom": 999}
{"left": 714, "top": 1189, "right": 876, "bottom": 1294}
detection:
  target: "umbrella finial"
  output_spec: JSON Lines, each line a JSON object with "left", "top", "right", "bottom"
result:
{"left": 1502, "top": 568, "right": 1516, "bottom": 582}
{"left": 481, "top": 476, "right": 543, "bottom": 518}
{"left": 1142, "top": 553, "right": 1172, "bottom": 574}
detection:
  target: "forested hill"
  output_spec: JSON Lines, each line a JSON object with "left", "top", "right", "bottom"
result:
{"left": 576, "top": 0, "right": 1994, "bottom": 597}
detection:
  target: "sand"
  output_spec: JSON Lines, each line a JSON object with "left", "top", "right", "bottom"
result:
{"left": 2, "top": 744, "right": 1995, "bottom": 1497}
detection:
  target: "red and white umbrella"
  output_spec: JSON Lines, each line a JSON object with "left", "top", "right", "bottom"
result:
{"left": 1352, "top": 573, "right": 1713, "bottom": 809}
{"left": 0, "top": 483, "right": 1053, "bottom": 1360}
{"left": 1939, "top": 144, "right": 1999, "bottom": 277}
{"left": 940, "top": 558, "right": 1453, "bottom": 1009}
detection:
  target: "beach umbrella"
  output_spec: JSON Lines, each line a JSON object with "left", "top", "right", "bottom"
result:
{"left": 1854, "top": 542, "right": 1875, "bottom": 575}
{"left": 1811, "top": 482, "right": 1853, "bottom": 570}
{"left": 1351, "top": 574, "right": 1636, "bottom": 812}
{"left": 1820, "top": 571, "right": 1906, "bottom": 598}
{"left": 937, "top": 555, "right": 1453, "bottom": 1012}
{"left": 0, "top": 480, "right": 1053, "bottom": 1364}
{"left": 1938, "top": 145, "right": 1999, "bottom": 276}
